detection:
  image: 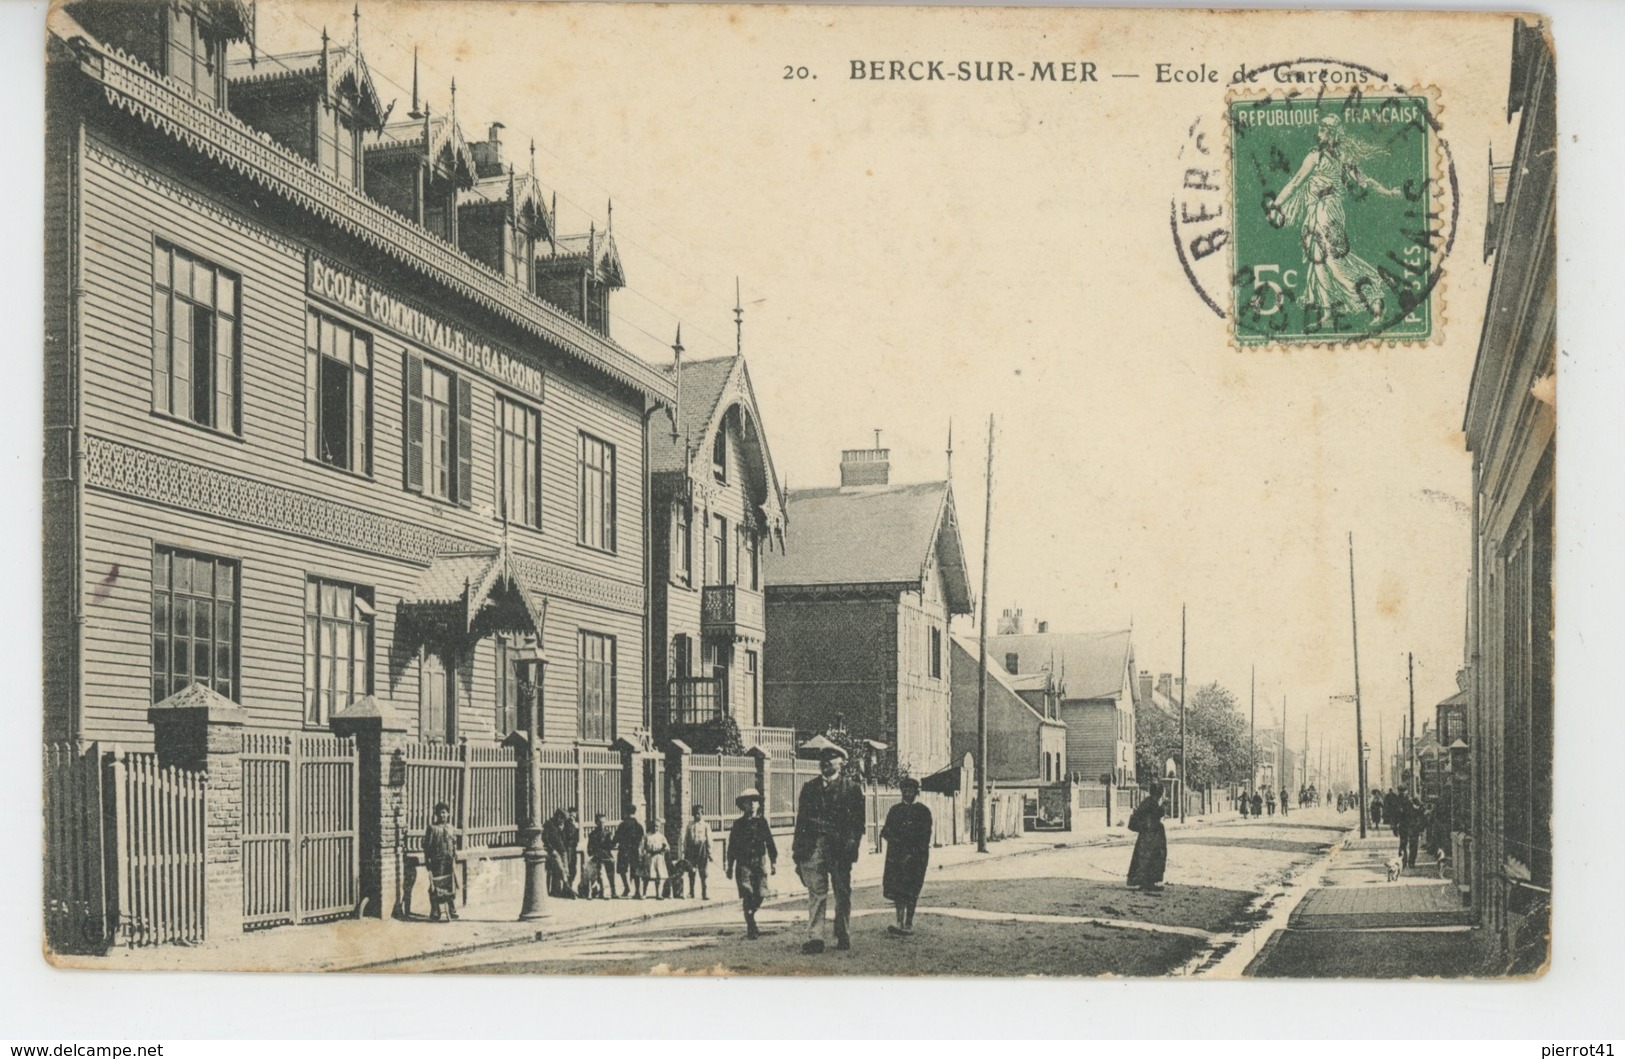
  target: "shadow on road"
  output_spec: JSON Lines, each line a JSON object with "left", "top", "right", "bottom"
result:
{"left": 1168, "top": 836, "right": 1334, "bottom": 856}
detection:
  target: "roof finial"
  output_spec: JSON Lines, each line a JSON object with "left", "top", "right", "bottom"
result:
{"left": 529, "top": 137, "right": 536, "bottom": 177}
{"left": 874, "top": 428, "right": 883, "bottom": 449}
{"left": 607, "top": 198, "right": 614, "bottom": 236}
{"left": 670, "top": 323, "right": 684, "bottom": 443}
{"left": 946, "top": 418, "right": 954, "bottom": 480}
{"left": 408, "top": 47, "right": 421, "bottom": 119}
{"left": 548, "top": 190, "right": 558, "bottom": 254}
{"left": 450, "top": 77, "right": 457, "bottom": 124}
{"left": 352, "top": 2, "right": 361, "bottom": 45}
{"left": 733, "top": 277, "right": 743, "bottom": 356}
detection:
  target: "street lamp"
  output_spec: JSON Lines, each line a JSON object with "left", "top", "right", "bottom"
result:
{"left": 512, "top": 644, "right": 551, "bottom": 922}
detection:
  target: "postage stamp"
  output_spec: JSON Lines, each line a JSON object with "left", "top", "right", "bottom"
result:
{"left": 1228, "top": 91, "right": 1440, "bottom": 346}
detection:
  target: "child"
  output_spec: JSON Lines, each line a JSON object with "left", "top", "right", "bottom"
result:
{"left": 680, "top": 803, "right": 714, "bottom": 901}
{"left": 613, "top": 806, "right": 645, "bottom": 899}
{"left": 585, "top": 812, "right": 616, "bottom": 899}
{"left": 724, "top": 788, "right": 777, "bottom": 940}
{"left": 423, "top": 801, "right": 459, "bottom": 922}
{"left": 643, "top": 821, "right": 672, "bottom": 899}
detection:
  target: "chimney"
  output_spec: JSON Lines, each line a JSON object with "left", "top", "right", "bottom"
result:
{"left": 1139, "top": 670, "right": 1153, "bottom": 705}
{"left": 840, "top": 447, "right": 890, "bottom": 487}
{"left": 1036, "top": 619, "right": 1049, "bottom": 634}
{"left": 996, "top": 607, "right": 1023, "bottom": 635}
{"left": 1156, "top": 673, "right": 1172, "bottom": 699}
{"left": 472, "top": 121, "right": 506, "bottom": 178}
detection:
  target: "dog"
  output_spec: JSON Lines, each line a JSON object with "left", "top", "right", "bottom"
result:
{"left": 1432, "top": 847, "right": 1451, "bottom": 879}
{"left": 1384, "top": 856, "right": 1404, "bottom": 882}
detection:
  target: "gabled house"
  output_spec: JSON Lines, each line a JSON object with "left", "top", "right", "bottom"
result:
{"left": 986, "top": 627, "right": 1137, "bottom": 786}
{"left": 763, "top": 446, "right": 973, "bottom": 777}
{"left": 948, "top": 636, "right": 1066, "bottom": 785}
{"left": 647, "top": 350, "right": 788, "bottom": 749}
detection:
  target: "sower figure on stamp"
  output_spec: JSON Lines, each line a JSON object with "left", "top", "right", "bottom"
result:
{"left": 1264, "top": 113, "right": 1404, "bottom": 325}
{"left": 1126, "top": 780, "right": 1167, "bottom": 894}
{"left": 725, "top": 788, "right": 777, "bottom": 939}
{"left": 880, "top": 775, "right": 932, "bottom": 936}
{"left": 423, "top": 801, "right": 460, "bottom": 922}
{"left": 792, "top": 744, "right": 867, "bottom": 954}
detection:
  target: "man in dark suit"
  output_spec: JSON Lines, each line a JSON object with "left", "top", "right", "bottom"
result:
{"left": 792, "top": 744, "right": 868, "bottom": 954}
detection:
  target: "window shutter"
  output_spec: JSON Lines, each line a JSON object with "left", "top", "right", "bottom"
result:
{"left": 456, "top": 375, "right": 473, "bottom": 507}
{"left": 404, "top": 351, "right": 423, "bottom": 491}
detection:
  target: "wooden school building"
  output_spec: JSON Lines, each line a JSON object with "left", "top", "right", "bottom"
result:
{"left": 43, "top": 1, "right": 677, "bottom": 943}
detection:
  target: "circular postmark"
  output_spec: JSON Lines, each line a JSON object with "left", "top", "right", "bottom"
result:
{"left": 1170, "top": 58, "right": 1459, "bottom": 348}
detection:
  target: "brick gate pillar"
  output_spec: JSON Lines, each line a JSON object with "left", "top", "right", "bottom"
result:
{"left": 148, "top": 683, "right": 247, "bottom": 937}
{"left": 331, "top": 695, "right": 407, "bottom": 919}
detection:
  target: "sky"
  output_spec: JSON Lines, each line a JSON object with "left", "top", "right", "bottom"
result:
{"left": 250, "top": 2, "right": 1521, "bottom": 789}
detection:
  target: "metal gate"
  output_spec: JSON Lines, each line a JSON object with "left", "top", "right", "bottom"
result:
{"left": 241, "top": 732, "right": 359, "bottom": 928}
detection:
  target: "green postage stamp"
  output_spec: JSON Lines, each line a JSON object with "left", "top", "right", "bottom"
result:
{"left": 1229, "top": 92, "right": 1439, "bottom": 346}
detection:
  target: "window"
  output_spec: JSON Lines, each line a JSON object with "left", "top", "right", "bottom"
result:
{"left": 744, "top": 649, "right": 759, "bottom": 726}
{"left": 316, "top": 103, "right": 360, "bottom": 186}
{"left": 151, "top": 547, "right": 237, "bottom": 703}
{"left": 740, "top": 526, "right": 760, "bottom": 591}
{"left": 930, "top": 627, "right": 943, "bottom": 679}
{"left": 152, "top": 241, "right": 239, "bottom": 432}
{"left": 164, "top": 6, "right": 223, "bottom": 104}
{"left": 704, "top": 640, "right": 732, "bottom": 682}
{"left": 405, "top": 354, "right": 472, "bottom": 504}
{"left": 495, "top": 635, "right": 539, "bottom": 736}
{"left": 709, "top": 515, "right": 730, "bottom": 586}
{"left": 497, "top": 396, "right": 542, "bottom": 528}
{"left": 306, "top": 311, "right": 372, "bottom": 473}
{"left": 712, "top": 426, "right": 728, "bottom": 483}
{"left": 578, "top": 631, "right": 616, "bottom": 742}
{"left": 303, "top": 578, "right": 373, "bottom": 726}
{"left": 670, "top": 501, "right": 692, "bottom": 586}
{"left": 669, "top": 633, "right": 691, "bottom": 680}
{"left": 578, "top": 433, "right": 617, "bottom": 551}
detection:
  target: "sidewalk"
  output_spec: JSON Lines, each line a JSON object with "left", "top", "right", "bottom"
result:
{"left": 67, "top": 819, "right": 1166, "bottom": 974}
{"left": 1245, "top": 829, "right": 1494, "bottom": 978}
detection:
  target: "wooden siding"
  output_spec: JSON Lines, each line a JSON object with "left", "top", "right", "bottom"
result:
{"left": 65, "top": 132, "right": 648, "bottom": 747}
{"left": 895, "top": 573, "right": 952, "bottom": 775}
{"left": 43, "top": 91, "right": 80, "bottom": 741}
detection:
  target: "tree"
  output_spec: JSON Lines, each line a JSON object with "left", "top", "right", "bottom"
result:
{"left": 1133, "top": 681, "right": 1251, "bottom": 790}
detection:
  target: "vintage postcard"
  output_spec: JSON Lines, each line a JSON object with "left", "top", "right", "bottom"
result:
{"left": 40, "top": 1, "right": 1554, "bottom": 980}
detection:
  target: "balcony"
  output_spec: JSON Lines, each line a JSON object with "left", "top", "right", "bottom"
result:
{"left": 701, "top": 584, "right": 765, "bottom": 639}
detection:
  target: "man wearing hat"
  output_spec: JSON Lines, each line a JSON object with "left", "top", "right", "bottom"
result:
{"left": 724, "top": 788, "right": 777, "bottom": 939}
{"left": 792, "top": 744, "right": 867, "bottom": 954}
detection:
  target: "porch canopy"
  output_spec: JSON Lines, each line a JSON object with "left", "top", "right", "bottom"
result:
{"left": 397, "top": 546, "right": 549, "bottom": 650}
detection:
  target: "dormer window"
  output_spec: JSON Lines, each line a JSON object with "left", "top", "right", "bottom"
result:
{"left": 712, "top": 425, "right": 728, "bottom": 483}
{"left": 317, "top": 103, "right": 360, "bottom": 186}
{"left": 165, "top": 5, "right": 224, "bottom": 105}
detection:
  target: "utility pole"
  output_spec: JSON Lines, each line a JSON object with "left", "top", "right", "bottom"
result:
{"left": 1249, "top": 664, "right": 1256, "bottom": 800}
{"left": 1280, "top": 695, "right": 1288, "bottom": 815}
{"left": 1349, "top": 532, "right": 1367, "bottom": 839}
{"left": 975, "top": 414, "right": 994, "bottom": 854}
{"left": 1408, "top": 652, "right": 1418, "bottom": 798}
{"left": 1179, "top": 603, "right": 1187, "bottom": 823}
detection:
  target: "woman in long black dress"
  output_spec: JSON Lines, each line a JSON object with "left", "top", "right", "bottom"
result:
{"left": 1126, "top": 781, "right": 1167, "bottom": 893}
{"left": 881, "top": 777, "right": 933, "bottom": 935}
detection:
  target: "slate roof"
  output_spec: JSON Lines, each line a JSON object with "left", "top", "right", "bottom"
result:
{"left": 228, "top": 44, "right": 387, "bottom": 130}
{"left": 985, "top": 629, "right": 1133, "bottom": 702}
{"left": 539, "top": 230, "right": 626, "bottom": 288}
{"left": 765, "top": 480, "right": 972, "bottom": 614}
{"left": 367, "top": 113, "right": 478, "bottom": 186}
{"left": 649, "top": 356, "right": 742, "bottom": 475}
{"left": 950, "top": 636, "right": 1063, "bottom": 727}
{"left": 400, "top": 548, "right": 547, "bottom": 633}
{"left": 458, "top": 169, "right": 552, "bottom": 238}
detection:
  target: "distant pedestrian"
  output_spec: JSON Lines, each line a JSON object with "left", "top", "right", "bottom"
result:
{"left": 585, "top": 812, "right": 616, "bottom": 898}
{"left": 725, "top": 788, "right": 777, "bottom": 939}
{"left": 1384, "top": 789, "right": 1403, "bottom": 835}
{"left": 1239, "top": 791, "right": 1249, "bottom": 817}
{"left": 1280, "top": 786, "right": 1290, "bottom": 817}
{"left": 1251, "top": 791, "right": 1263, "bottom": 817}
{"left": 1265, "top": 788, "right": 1276, "bottom": 816}
{"left": 792, "top": 744, "right": 866, "bottom": 954}
{"left": 681, "top": 803, "right": 714, "bottom": 900}
{"left": 614, "top": 806, "right": 646, "bottom": 899}
{"left": 1126, "top": 780, "right": 1168, "bottom": 893}
{"left": 423, "top": 801, "right": 459, "bottom": 923}
{"left": 1402, "top": 795, "right": 1424, "bottom": 868}
{"left": 542, "top": 808, "right": 570, "bottom": 897}
{"left": 563, "top": 807, "right": 582, "bottom": 897}
{"left": 881, "top": 776, "right": 933, "bottom": 936}
{"left": 643, "top": 820, "right": 671, "bottom": 899}
{"left": 1370, "top": 793, "right": 1384, "bottom": 828}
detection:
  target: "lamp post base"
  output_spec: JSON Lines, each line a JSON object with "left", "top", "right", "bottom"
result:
{"left": 518, "top": 828, "right": 551, "bottom": 922}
